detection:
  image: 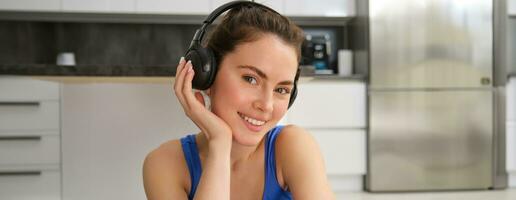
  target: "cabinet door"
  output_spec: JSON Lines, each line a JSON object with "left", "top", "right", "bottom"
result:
{"left": 0, "top": 77, "right": 60, "bottom": 101}
{"left": 287, "top": 80, "right": 366, "bottom": 128}
{"left": 510, "top": 0, "right": 516, "bottom": 16}
{"left": 284, "top": 0, "right": 355, "bottom": 17}
{"left": 0, "top": 169, "right": 61, "bottom": 200}
{"left": 211, "top": 0, "right": 284, "bottom": 14}
{"left": 0, "top": 101, "right": 60, "bottom": 131}
{"left": 0, "top": 0, "right": 60, "bottom": 11}
{"left": 310, "top": 129, "right": 366, "bottom": 175}
{"left": 136, "top": 0, "right": 210, "bottom": 14}
{"left": 0, "top": 134, "right": 60, "bottom": 166}
{"left": 508, "top": 121, "right": 516, "bottom": 173}
{"left": 62, "top": 0, "right": 136, "bottom": 12}
{"left": 509, "top": 77, "right": 516, "bottom": 122}
{"left": 508, "top": 77, "right": 516, "bottom": 173}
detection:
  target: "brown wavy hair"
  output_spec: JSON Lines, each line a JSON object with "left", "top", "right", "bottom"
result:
{"left": 206, "top": 3, "right": 304, "bottom": 66}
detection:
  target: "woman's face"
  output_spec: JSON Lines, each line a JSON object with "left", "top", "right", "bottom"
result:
{"left": 208, "top": 34, "right": 298, "bottom": 146}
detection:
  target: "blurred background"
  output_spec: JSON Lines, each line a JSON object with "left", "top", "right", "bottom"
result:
{"left": 0, "top": 0, "right": 515, "bottom": 199}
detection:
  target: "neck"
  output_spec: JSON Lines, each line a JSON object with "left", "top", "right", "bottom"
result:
{"left": 196, "top": 133, "right": 265, "bottom": 168}
{"left": 229, "top": 138, "right": 264, "bottom": 166}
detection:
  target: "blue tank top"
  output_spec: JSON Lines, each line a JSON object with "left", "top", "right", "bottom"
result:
{"left": 180, "top": 125, "right": 293, "bottom": 200}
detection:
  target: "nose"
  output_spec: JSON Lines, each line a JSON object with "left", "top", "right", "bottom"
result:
{"left": 253, "top": 90, "right": 274, "bottom": 113}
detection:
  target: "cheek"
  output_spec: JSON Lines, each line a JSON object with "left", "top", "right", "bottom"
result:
{"left": 210, "top": 78, "right": 246, "bottom": 111}
{"left": 272, "top": 102, "right": 289, "bottom": 120}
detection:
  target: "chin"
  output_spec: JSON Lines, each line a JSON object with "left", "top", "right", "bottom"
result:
{"left": 231, "top": 125, "right": 273, "bottom": 146}
{"left": 232, "top": 130, "right": 264, "bottom": 146}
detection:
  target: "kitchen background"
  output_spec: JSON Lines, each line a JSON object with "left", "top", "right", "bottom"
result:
{"left": 0, "top": 0, "right": 515, "bottom": 199}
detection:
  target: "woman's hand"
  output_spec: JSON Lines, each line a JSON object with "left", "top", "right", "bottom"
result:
{"left": 174, "top": 57, "right": 233, "bottom": 149}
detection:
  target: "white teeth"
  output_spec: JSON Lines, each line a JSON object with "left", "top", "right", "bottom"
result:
{"left": 240, "top": 113, "right": 265, "bottom": 126}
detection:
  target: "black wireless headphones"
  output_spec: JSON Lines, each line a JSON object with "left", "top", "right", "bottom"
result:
{"left": 184, "top": 0, "right": 299, "bottom": 108}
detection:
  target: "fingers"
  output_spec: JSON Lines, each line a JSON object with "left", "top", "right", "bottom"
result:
{"left": 182, "top": 62, "right": 204, "bottom": 110}
{"left": 174, "top": 58, "right": 189, "bottom": 112}
{"left": 173, "top": 57, "right": 186, "bottom": 97}
{"left": 174, "top": 57, "right": 212, "bottom": 130}
{"left": 174, "top": 57, "right": 185, "bottom": 77}
{"left": 175, "top": 58, "right": 204, "bottom": 114}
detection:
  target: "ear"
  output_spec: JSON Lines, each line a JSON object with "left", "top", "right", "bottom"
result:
{"left": 193, "top": 91, "right": 206, "bottom": 107}
{"left": 205, "top": 88, "right": 212, "bottom": 96}
{"left": 201, "top": 89, "right": 212, "bottom": 110}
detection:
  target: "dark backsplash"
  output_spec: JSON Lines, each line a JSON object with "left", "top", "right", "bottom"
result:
{"left": 0, "top": 21, "right": 57, "bottom": 64}
{"left": 0, "top": 20, "right": 347, "bottom": 70}
{"left": 0, "top": 21, "right": 198, "bottom": 65}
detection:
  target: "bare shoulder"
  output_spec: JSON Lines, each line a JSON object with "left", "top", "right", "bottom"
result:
{"left": 275, "top": 125, "right": 318, "bottom": 154}
{"left": 143, "top": 139, "right": 189, "bottom": 199}
{"left": 276, "top": 125, "right": 335, "bottom": 199}
{"left": 275, "top": 125, "right": 321, "bottom": 162}
{"left": 275, "top": 124, "right": 321, "bottom": 179}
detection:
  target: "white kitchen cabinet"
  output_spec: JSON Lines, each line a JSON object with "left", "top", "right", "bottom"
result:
{"left": 509, "top": 77, "right": 515, "bottom": 122}
{"left": 136, "top": 0, "right": 210, "bottom": 14}
{"left": 211, "top": 0, "right": 231, "bottom": 9}
{"left": 211, "top": 0, "right": 284, "bottom": 14}
{"left": 0, "top": 134, "right": 60, "bottom": 166}
{"left": 509, "top": 0, "right": 516, "bottom": 16}
{"left": 288, "top": 79, "right": 366, "bottom": 128}
{"left": 508, "top": 77, "right": 516, "bottom": 177}
{"left": 508, "top": 121, "right": 516, "bottom": 172}
{"left": 0, "top": 77, "right": 61, "bottom": 200}
{"left": 509, "top": 119, "right": 516, "bottom": 188}
{"left": 0, "top": 0, "right": 60, "bottom": 12}
{"left": 213, "top": 0, "right": 356, "bottom": 17}
{"left": 283, "top": 79, "right": 366, "bottom": 191}
{"left": 0, "top": 77, "right": 60, "bottom": 101}
{"left": 0, "top": 101, "right": 60, "bottom": 131}
{"left": 0, "top": 169, "right": 61, "bottom": 200}
{"left": 284, "top": 0, "right": 355, "bottom": 17}
{"left": 61, "top": 83, "right": 198, "bottom": 200}
{"left": 62, "top": 0, "right": 136, "bottom": 13}
{"left": 258, "top": 0, "right": 284, "bottom": 13}
{"left": 310, "top": 129, "right": 366, "bottom": 175}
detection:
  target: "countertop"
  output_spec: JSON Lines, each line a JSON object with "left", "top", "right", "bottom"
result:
{"left": 0, "top": 64, "right": 175, "bottom": 77}
{"left": 0, "top": 64, "right": 366, "bottom": 83}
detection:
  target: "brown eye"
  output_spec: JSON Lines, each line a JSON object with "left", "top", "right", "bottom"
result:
{"left": 275, "top": 87, "right": 290, "bottom": 95}
{"left": 242, "top": 76, "right": 257, "bottom": 85}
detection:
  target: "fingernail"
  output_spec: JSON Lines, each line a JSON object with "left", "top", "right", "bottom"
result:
{"left": 187, "top": 62, "right": 193, "bottom": 73}
{"left": 179, "top": 57, "right": 185, "bottom": 64}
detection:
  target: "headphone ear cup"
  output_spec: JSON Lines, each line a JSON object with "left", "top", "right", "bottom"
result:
{"left": 184, "top": 45, "right": 218, "bottom": 90}
{"left": 288, "top": 85, "right": 297, "bottom": 109}
{"left": 204, "top": 47, "right": 217, "bottom": 87}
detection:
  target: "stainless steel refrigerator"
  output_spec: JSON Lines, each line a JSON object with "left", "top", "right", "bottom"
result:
{"left": 362, "top": 0, "right": 508, "bottom": 191}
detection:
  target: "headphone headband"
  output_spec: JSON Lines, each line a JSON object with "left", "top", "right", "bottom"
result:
{"left": 190, "top": 1, "right": 279, "bottom": 44}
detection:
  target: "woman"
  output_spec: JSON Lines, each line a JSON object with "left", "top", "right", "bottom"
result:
{"left": 143, "top": 2, "right": 334, "bottom": 199}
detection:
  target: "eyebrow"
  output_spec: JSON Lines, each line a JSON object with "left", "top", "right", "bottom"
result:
{"left": 237, "top": 65, "right": 294, "bottom": 86}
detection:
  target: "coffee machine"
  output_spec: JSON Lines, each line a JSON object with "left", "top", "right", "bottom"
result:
{"left": 301, "top": 34, "right": 332, "bottom": 74}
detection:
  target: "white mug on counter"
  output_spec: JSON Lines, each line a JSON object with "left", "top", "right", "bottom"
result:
{"left": 338, "top": 49, "right": 352, "bottom": 76}
{"left": 56, "top": 52, "right": 76, "bottom": 66}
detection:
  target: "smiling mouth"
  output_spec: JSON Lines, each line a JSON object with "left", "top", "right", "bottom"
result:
{"left": 238, "top": 112, "right": 266, "bottom": 126}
